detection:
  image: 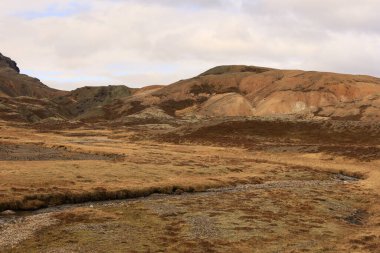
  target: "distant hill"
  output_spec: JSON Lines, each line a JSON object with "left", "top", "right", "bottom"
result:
{"left": 53, "top": 85, "right": 135, "bottom": 119}
{"left": 116, "top": 65, "right": 380, "bottom": 121}
{"left": 0, "top": 53, "right": 379, "bottom": 122}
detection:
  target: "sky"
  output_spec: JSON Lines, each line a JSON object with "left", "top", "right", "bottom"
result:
{"left": 1, "top": 0, "right": 379, "bottom": 90}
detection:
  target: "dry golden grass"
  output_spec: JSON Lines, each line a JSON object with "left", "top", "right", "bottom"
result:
{"left": 0, "top": 120, "right": 379, "bottom": 252}
{"left": 0, "top": 121, "right": 289, "bottom": 210}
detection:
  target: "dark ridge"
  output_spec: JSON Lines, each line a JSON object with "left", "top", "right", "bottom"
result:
{"left": 0, "top": 53, "right": 20, "bottom": 73}
{"left": 198, "top": 65, "right": 274, "bottom": 77}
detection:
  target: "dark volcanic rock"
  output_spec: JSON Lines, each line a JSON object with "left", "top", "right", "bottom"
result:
{"left": 0, "top": 53, "right": 20, "bottom": 73}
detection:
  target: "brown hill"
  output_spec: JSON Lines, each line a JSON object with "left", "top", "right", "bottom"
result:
{"left": 0, "top": 53, "right": 66, "bottom": 98}
{"left": 53, "top": 85, "right": 136, "bottom": 120}
{"left": 1, "top": 56, "right": 379, "bottom": 122}
{"left": 118, "top": 66, "right": 379, "bottom": 121}
{"left": 0, "top": 96, "right": 65, "bottom": 122}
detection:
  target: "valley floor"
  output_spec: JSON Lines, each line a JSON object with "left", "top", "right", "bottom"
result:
{"left": 0, "top": 119, "right": 379, "bottom": 252}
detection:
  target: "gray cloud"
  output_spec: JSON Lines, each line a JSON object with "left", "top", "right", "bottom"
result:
{"left": 0, "top": 0, "right": 379, "bottom": 90}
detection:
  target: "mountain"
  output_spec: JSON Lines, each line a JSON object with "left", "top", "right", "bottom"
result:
{"left": 0, "top": 53, "right": 379, "bottom": 123}
{"left": 0, "top": 53, "right": 66, "bottom": 98}
{"left": 111, "top": 65, "right": 380, "bottom": 121}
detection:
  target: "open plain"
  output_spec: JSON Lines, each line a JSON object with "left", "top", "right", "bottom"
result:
{"left": 0, "top": 117, "right": 379, "bottom": 252}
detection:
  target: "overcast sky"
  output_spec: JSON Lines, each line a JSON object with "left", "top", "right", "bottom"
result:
{"left": 1, "top": 0, "right": 379, "bottom": 90}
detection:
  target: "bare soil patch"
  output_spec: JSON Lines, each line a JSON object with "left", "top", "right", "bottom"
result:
{"left": 0, "top": 142, "right": 122, "bottom": 161}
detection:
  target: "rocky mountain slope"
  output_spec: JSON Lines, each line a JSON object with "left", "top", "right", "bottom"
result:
{"left": 53, "top": 85, "right": 135, "bottom": 119}
{"left": 0, "top": 53, "right": 379, "bottom": 123}
{"left": 0, "top": 53, "right": 66, "bottom": 99}
{"left": 107, "top": 65, "right": 380, "bottom": 121}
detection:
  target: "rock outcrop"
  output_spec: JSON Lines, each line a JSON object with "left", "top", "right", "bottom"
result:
{"left": 0, "top": 53, "right": 20, "bottom": 73}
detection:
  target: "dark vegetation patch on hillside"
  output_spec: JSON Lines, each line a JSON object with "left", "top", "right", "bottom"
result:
{"left": 161, "top": 118, "right": 380, "bottom": 161}
{"left": 198, "top": 65, "right": 273, "bottom": 76}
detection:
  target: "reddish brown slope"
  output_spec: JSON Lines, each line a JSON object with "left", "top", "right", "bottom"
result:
{"left": 1, "top": 58, "right": 379, "bottom": 122}
{"left": 139, "top": 66, "right": 380, "bottom": 120}
{"left": 0, "top": 53, "right": 66, "bottom": 99}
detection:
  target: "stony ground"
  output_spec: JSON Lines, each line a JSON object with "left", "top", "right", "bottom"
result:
{"left": 0, "top": 213, "right": 58, "bottom": 249}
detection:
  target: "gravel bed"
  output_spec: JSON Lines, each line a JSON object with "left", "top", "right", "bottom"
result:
{"left": 0, "top": 213, "right": 58, "bottom": 249}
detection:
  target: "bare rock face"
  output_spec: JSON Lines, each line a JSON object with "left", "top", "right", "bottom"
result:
{"left": 0, "top": 53, "right": 20, "bottom": 73}
{"left": 197, "top": 93, "right": 255, "bottom": 117}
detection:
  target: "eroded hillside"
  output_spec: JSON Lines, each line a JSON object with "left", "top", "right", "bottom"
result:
{"left": 0, "top": 54, "right": 379, "bottom": 123}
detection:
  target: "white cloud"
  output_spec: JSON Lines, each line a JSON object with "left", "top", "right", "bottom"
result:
{"left": 0, "top": 0, "right": 379, "bottom": 90}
